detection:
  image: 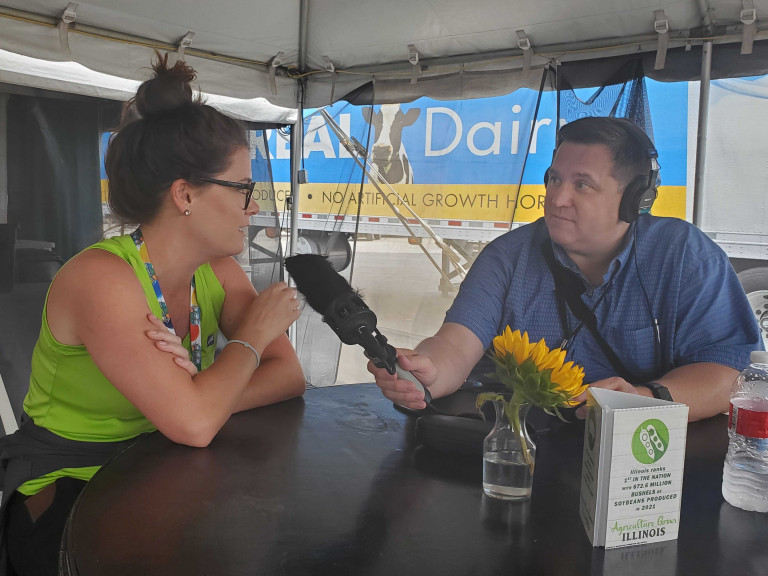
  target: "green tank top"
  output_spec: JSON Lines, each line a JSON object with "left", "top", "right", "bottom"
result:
{"left": 19, "top": 234, "right": 226, "bottom": 494}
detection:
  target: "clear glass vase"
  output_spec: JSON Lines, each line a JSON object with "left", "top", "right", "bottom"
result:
{"left": 482, "top": 400, "right": 536, "bottom": 500}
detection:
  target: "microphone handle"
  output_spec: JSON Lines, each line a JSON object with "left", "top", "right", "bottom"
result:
{"left": 394, "top": 360, "right": 433, "bottom": 404}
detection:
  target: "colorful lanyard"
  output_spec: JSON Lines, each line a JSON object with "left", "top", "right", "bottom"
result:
{"left": 131, "top": 228, "right": 202, "bottom": 371}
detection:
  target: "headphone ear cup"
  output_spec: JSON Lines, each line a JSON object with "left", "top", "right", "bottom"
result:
{"left": 619, "top": 176, "right": 657, "bottom": 223}
{"left": 636, "top": 186, "right": 657, "bottom": 216}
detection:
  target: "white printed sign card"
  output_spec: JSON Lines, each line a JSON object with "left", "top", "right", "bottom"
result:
{"left": 579, "top": 387, "right": 689, "bottom": 549}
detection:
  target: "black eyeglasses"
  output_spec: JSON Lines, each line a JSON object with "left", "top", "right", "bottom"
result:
{"left": 196, "top": 178, "right": 257, "bottom": 210}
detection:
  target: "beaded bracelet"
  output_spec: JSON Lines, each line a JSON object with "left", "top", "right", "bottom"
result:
{"left": 227, "top": 339, "right": 261, "bottom": 368}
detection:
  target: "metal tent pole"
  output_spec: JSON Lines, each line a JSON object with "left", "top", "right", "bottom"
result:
{"left": 289, "top": 85, "right": 304, "bottom": 260}
{"left": 289, "top": 0, "right": 309, "bottom": 259}
{"left": 287, "top": 0, "right": 308, "bottom": 348}
{"left": 692, "top": 40, "right": 713, "bottom": 228}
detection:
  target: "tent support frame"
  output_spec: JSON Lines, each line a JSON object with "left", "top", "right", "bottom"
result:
{"left": 692, "top": 40, "right": 713, "bottom": 228}
{"left": 287, "top": 0, "right": 308, "bottom": 347}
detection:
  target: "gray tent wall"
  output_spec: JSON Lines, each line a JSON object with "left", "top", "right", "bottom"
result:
{"left": 0, "top": 85, "right": 119, "bottom": 425}
{"left": 7, "top": 91, "right": 107, "bottom": 260}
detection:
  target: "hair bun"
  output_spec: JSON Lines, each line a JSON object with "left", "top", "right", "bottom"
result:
{"left": 134, "top": 52, "right": 199, "bottom": 118}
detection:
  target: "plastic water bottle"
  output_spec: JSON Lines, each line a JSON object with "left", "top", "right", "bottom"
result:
{"left": 722, "top": 350, "right": 768, "bottom": 512}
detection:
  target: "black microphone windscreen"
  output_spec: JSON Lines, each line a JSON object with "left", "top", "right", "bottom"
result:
{"left": 284, "top": 254, "right": 354, "bottom": 314}
{"left": 284, "top": 254, "right": 400, "bottom": 378}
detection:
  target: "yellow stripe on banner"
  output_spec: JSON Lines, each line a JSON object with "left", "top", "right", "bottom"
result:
{"left": 102, "top": 179, "right": 687, "bottom": 222}
{"left": 268, "top": 183, "right": 687, "bottom": 223}
{"left": 651, "top": 185, "right": 686, "bottom": 218}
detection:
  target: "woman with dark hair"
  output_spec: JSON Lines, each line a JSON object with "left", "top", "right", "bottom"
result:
{"left": 0, "top": 54, "right": 305, "bottom": 576}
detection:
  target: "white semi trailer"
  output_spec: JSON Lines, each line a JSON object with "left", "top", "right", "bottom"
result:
{"left": 687, "top": 77, "right": 768, "bottom": 348}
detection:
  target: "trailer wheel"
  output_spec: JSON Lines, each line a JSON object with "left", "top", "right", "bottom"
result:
{"left": 295, "top": 234, "right": 320, "bottom": 256}
{"left": 738, "top": 267, "right": 768, "bottom": 349}
{"left": 295, "top": 232, "right": 351, "bottom": 272}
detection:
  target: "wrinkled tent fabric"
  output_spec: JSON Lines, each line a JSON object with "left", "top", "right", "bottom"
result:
{"left": 7, "top": 94, "right": 102, "bottom": 260}
{"left": 348, "top": 44, "right": 768, "bottom": 105}
{"left": 0, "top": 48, "right": 297, "bottom": 124}
{"left": 0, "top": 1, "right": 767, "bottom": 107}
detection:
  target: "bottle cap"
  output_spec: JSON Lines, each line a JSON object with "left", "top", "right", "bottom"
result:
{"left": 750, "top": 350, "right": 768, "bottom": 364}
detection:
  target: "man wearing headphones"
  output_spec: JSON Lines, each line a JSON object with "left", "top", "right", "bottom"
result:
{"left": 369, "top": 116, "right": 763, "bottom": 422}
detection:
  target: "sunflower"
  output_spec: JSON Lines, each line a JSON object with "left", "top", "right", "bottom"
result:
{"left": 551, "top": 361, "right": 588, "bottom": 405}
{"left": 481, "top": 328, "right": 587, "bottom": 416}
{"left": 493, "top": 326, "right": 532, "bottom": 365}
{"left": 477, "top": 329, "right": 588, "bottom": 474}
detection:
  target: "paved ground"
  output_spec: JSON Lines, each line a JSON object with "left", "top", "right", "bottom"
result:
{"left": 294, "top": 236, "right": 457, "bottom": 386}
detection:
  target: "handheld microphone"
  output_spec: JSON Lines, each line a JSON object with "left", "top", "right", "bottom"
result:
{"left": 284, "top": 254, "right": 432, "bottom": 404}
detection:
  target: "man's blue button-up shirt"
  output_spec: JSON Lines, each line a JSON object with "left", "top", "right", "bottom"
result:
{"left": 445, "top": 216, "right": 763, "bottom": 384}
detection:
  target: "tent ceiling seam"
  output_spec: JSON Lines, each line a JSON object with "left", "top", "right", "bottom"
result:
{"left": 76, "top": 28, "right": 768, "bottom": 75}
{"left": 1, "top": 5, "right": 766, "bottom": 84}
{"left": 322, "top": 27, "right": 768, "bottom": 79}
{"left": 0, "top": 6, "right": 276, "bottom": 73}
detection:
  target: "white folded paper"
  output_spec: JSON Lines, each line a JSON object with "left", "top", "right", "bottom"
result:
{"left": 580, "top": 387, "right": 689, "bottom": 548}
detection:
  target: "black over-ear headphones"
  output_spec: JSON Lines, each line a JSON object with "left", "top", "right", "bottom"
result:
{"left": 616, "top": 120, "right": 660, "bottom": 223}
{"left": 544, "top": 118, "right": 661, "bottom": 223}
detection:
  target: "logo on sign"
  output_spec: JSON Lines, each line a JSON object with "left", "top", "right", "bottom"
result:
{"left": 632, "top": 419, "right": 670, "bottom": 464}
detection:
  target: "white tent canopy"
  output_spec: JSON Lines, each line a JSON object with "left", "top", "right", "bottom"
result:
{"left": 1, "top": 0, "right": 768, "bottom": 108}
{"left": 0, "top": 47, "right": 297, "bottom": 123}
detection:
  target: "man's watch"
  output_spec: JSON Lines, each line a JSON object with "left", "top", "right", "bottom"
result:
{"left": 635, "top": 381, "right": 673, "bottom": 401}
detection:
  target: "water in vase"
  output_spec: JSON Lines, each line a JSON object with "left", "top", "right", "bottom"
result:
{"left": 483, "top": 451, "right": 533, "bottom": 500}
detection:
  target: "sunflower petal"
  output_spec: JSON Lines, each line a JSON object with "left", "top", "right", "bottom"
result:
{"left": 489, "top": 328, "right": 587, "bottom": 410}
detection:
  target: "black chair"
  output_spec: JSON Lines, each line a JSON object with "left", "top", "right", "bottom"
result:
{"left": 15, "top": 240, "right": 64, "bottom": 285}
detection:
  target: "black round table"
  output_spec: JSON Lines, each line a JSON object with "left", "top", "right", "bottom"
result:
{"left": 61, "top": 383, "right": 768, "bottom": 576}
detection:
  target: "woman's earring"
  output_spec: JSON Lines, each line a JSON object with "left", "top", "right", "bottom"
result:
{"left": 184, "top": 209, "right": 191, "bottom": 216}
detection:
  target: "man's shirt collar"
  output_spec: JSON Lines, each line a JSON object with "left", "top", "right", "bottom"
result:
{"left": 550, "top": 222, "right": 637, "bottom": 289}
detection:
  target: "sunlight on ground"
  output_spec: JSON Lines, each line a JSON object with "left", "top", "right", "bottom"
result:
{"left": 333, "top": 236, "right": 456, "bottom": 385}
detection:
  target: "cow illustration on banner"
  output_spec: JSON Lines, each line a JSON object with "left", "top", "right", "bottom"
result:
{"left": 362, "top": 104, "right": 421, "bottom": 184}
